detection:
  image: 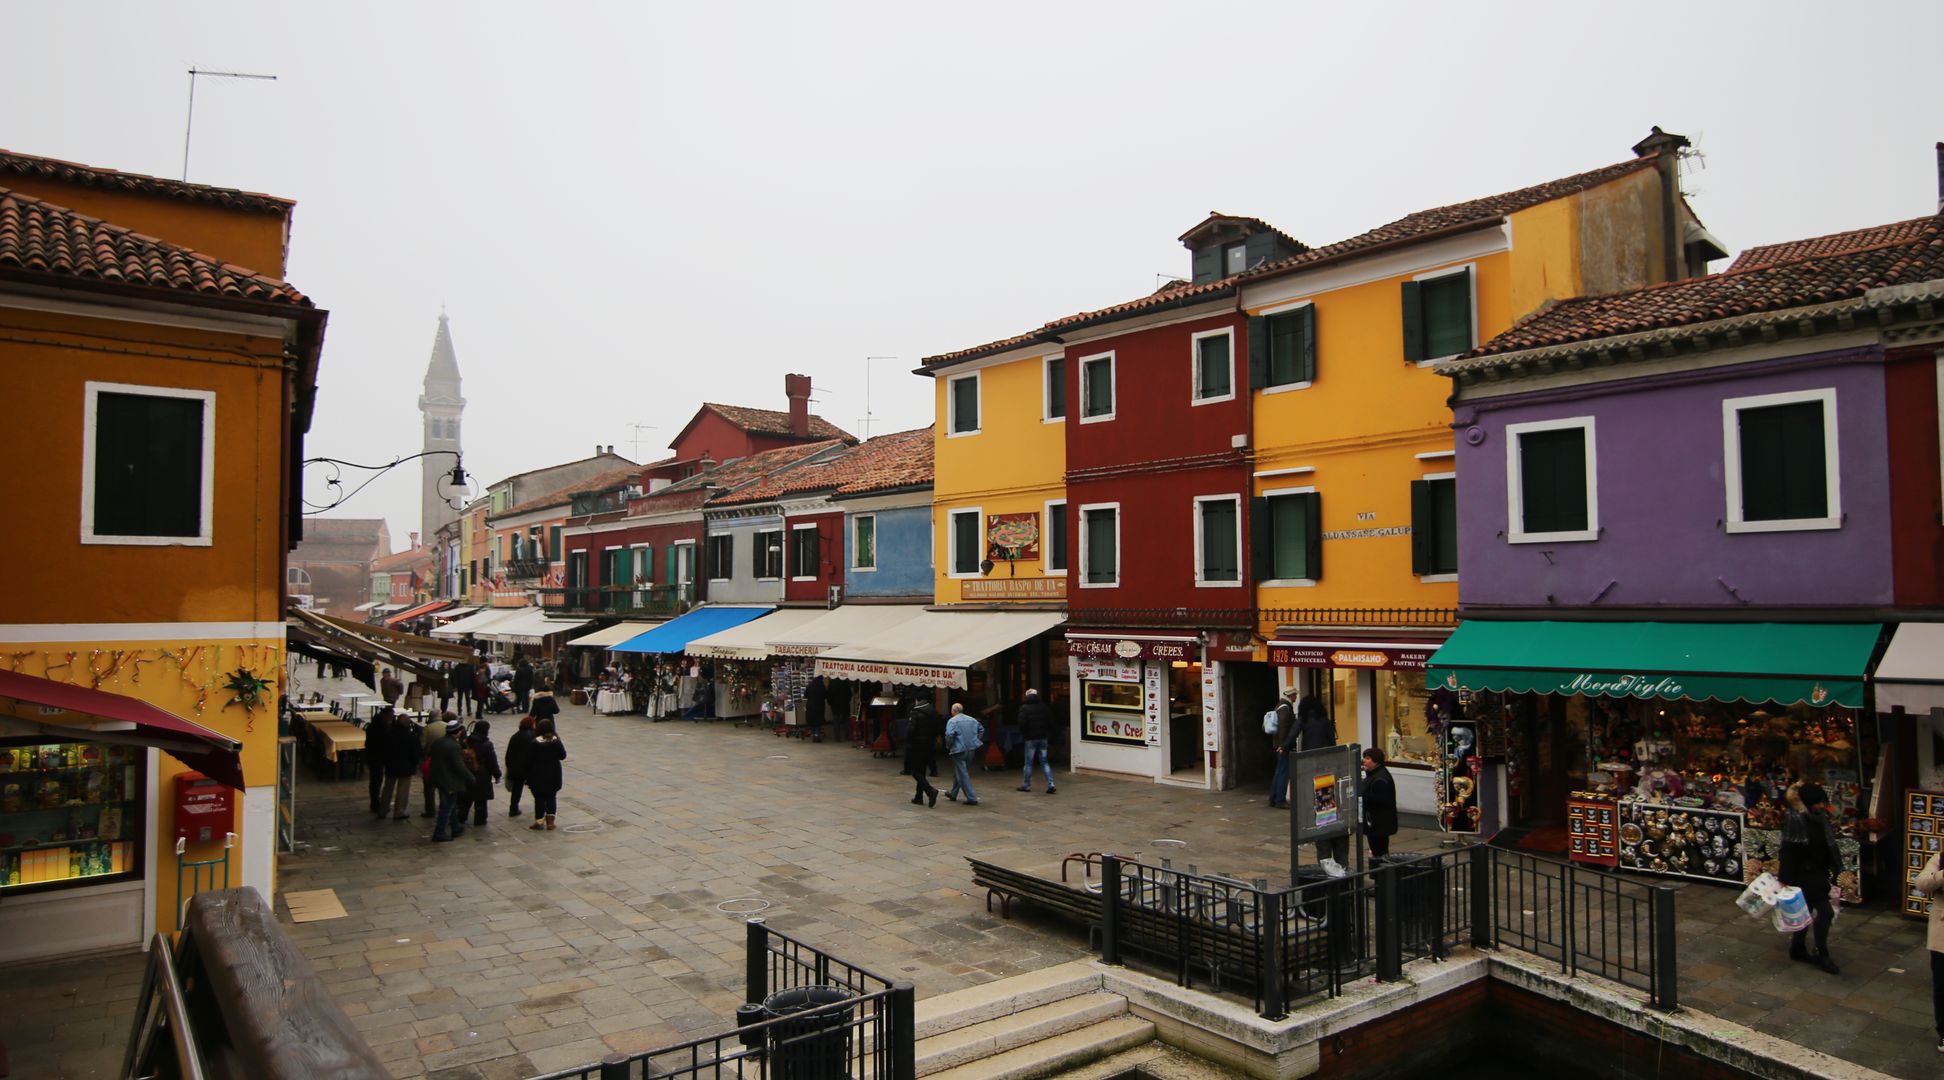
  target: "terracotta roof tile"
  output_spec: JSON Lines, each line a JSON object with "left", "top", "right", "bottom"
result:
{"left": 1459, "top": 214, "right": 1944, "bottom": 360}
{"left": 0, "top": 150, "right": 294, "bottom": 215}
{"left": 496, "top": 464, "right": 643, "bottom": 518}
{"left": 712, "top": 427, "right": 934, "bottom": 505}
{"left": 0, "top": 187, "right": 311, "bottom": 307}
{"left": 1177, "top": 212, "right": 1308, "bottom": 255}
{"left": 923, "top": 156, "right": 1660, "bottom": 368}
{"left": 699, "top": 403, "right": 855, "bottom": 443}
{"left": 1728, "top": 216, "right": 1937, "bottom": 271}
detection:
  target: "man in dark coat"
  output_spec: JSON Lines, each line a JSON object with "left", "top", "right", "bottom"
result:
{"left": 366, "top": 706, "right": 392, "bottom": 814}
{"left": 1361, "top": 748, "right": 1399, "bottom": 858}
{"left": 1781, "top": 782, "right": 1842, "bottom": 974}
{"left": 803, "top": 676, "right": 828, "bottom": 742}
{"left": 378, "top": 710, "right": 423, "bottom": 822}
{"left": 462, "top": 720, "right": 503, "bottom": 827}
{"left": 379, "top": 667, "right": 404, "bottom": 707}
{"left": 1279, "top": 694, "right": 1348, "bottom": 868}
{"left": 429, "top": 719, "right": 473, "bottom": 841}
{"left": 512, "top": 657, "right": 535, "bottom": 713}
{"left": 451, "top": 658, "right": 475, "bottom": 718}
{"left": 1015, "top": 689, "right": 1056, "bottom": 794}
{"left": 903, "top": 700, "right": 943, "bottom": 807}
{"left": 1267, "top": 688, "right": 1299, "bottom": 808}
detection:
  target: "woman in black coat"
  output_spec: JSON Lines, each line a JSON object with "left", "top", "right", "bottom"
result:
{"left": 903, "top": 701, "right": 943, "bottom": 807}
{"left": 378, "top": 710, "right": 423, "bottom": 822}
{"left": 525, "top": 717, "right": 568, "bottom": 831}
{"left": 504, "top": 715, "right": 538, "bottom": 817}
{"left": 1361, "top": 748, "right": 1400, "bottom": 858}
{"left": 464, "top": 721, "right": 503, "bottom": 827}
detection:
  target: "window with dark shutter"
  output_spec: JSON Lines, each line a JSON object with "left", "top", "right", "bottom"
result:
{"left": 1420, "top": 271, "right": 1473, "bottom": 360}
{"left": 1410, "top": 478, "right": 1458, "bottom": 575}
{"left": 92, "top": 390, "right": 206, "bottom": 539}
{"left": 1737, "top": 401, "right": 1827, "bottom": 521}
{"left": 951, "top": 511, "right": 980, "bottom": 575}
{"left": 950, "top": 375, "right": 979, "bottom": 434}
{"left": 1518, "top": 427, "right": 1589, "bottom": 534}
{"left": 1083, "top": 507, "right": 1118, "bottom": 584}
{"left": 1267, "top": 306, "right": 1315, "bottom": 386}
{"left": 853, "top": 515, "right": 876, "bottom": 570}
{"left": 790, "top": 527, "right": 819, "bottom": 578}
{"left": 1194, "top": 334, "right": 1232, "bottom": 400}
{"left": 1046, "top": 503, "right": 1067, "bottom": 572}
{"left": 1198, "top": 498, "right": 1239, "bottom": 582}
{"left": 1082, "top": 356, "right": 1114, "bottom": 419}
{"left": 1045, "top": 358, "right": 1066, "bottom": 419}
{"left": 1262, "top": 492, "right": 1320, "bottom": 581}
{"left": 707, "top": 535, "right": 734, "bottom": 580}
{"left": 757, "top": 531, "right": 784, "bottom": 579}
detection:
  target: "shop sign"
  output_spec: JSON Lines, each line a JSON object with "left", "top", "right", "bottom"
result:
{"left": 1268, "top": 642, "right": 1436, "bottom": 670}
{"left": 769, "top": 642, "right": 835, "bottom": 656}
{"left": 1067, "top": 636, "right": 1196, "bottom": 662}
{"left": 812, "top": 657, "right": 966, "bottom": 690}
{"left": 1206, "top": 631, "right": 1257, "bottom": 661}
{"left": 1201, "top": 661, "right": 1221, "bottom": 751}
{"left": 960, "top": 577, "right": 1066, "bottom": 600}
{"left": 986, "top": 512, "right": 1040, "bottom": 562}
{"left": 1562, "top": 673, "right": 1688, "bottom": 699}
{"left": 1074, "top": 658, "right": 1140, "bottom": 681}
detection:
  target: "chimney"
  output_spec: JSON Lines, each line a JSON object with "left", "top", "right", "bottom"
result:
{"left": 1633, "top": 126, "right": 1692, "bottom": 284}
{"left": 785, "top": 373, "right": 812, "bottom": 437}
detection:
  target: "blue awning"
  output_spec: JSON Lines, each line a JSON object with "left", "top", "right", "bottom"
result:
{"left": 610, "top": 606, "right": 774, "bottom": 654}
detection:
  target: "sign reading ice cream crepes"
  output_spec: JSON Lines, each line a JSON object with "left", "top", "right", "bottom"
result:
{"left": 812, "top": 657, "right": 966, "bottom": 689}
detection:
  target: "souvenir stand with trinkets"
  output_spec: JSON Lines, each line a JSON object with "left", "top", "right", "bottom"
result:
{"left": 1902, "top": 790, "right": 1944, "bottom": 918}
{"left": 1436, "top": 697, "right": 1482, "bottom": 836}
{"left": 1568, "top": 791, "right": 1619, "bottom": 867}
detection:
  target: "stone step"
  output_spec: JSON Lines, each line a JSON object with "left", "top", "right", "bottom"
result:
{"left": 914, "top": 960, "right": 1103, "bottom": 1040}
{"left": 915, "top": 992, "right": 1131, "bottom": 1076}
{"left": 922, "top": 1016, "right": 1157, "bottom": 1080}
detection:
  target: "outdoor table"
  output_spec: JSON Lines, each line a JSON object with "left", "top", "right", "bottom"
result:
{"left": 334, "top": 693, "right": 371, "bottom": 717}
{"left": 311, "top": 721, "right": 366, "bottom": 778}
{"left": 596, "top": 689, "right": 632, "bottom": 715}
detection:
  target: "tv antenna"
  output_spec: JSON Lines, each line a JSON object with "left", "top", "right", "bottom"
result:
{"left": 861, "top": 356, "right": 896, "bottom": 440}
{"left": 182, "top": 67, "right": 277, "bottom": 180}
{"left": 626, "top": 423, "right": 659, "bottom": 460}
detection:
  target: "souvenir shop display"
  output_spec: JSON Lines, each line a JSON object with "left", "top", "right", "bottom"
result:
{"left": 0, "top": 740, "right": 143, "bottom": 890}
{"left": 1568, "top": 792, "right": 1618, "bottom": 867}
{"left": 1437, "top": 702, "right": 1481, "bottom": 834}
{"left": 1616, "top": 798, "right": 1745, "bottom": 884}
{"left": 1905, "top": 790, "right": 1944, "bottom": 918}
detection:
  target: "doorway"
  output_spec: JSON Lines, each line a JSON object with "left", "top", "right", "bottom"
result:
{"left": 1227, "top": 661, "right": 1279, "bottom": 787}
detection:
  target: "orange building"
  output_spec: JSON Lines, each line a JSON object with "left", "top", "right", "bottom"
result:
{"left": 0, "top": 151, "right": 325, "bottom": 961}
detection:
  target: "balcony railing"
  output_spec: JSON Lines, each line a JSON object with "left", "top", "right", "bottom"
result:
{"left": 502, "top": 558, "right": 553, "bottom": 581}
{"left": 533, "top": 584, "right": 695, "bottom": 617}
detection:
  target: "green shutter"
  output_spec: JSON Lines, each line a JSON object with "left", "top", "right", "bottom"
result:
{"left": 1244, "top": 232, "right": 1278, "bottom": 270}
{"left": 1434, "top": 478, "right": 1459, "bottom": 574}
{"left": 1202, "top": 500, "right": 1237, "bottom": 580}
{"left": 1046, "top": 358, "right": 1066, "bottom": 418}
{"left": 1250, "top": 496, "right": 1271, "bottom": 581}
{"left": 1739, "top": 402, "right": 1827, "bottom": 521}
{"left": 1299, "top": 304, "right": 1318, "bottom": 383}
{"left": 1422, "top": 271, "right": 1473, "bottom": 359}
{"left": 1247, "top": 316, "right": 1269, "bottom": 389}
{"left": 1048, "top": 506, "right": 1067, "bottom": 570}
{"left": 1520, "top": 428, "right": 1588, "bottom": 533}
{"left": 952, "top": 377, "right": 978, "bottom": 433}
{"left": 1400, "top": 280, "right": 1424, "bottom": 363}
{"left": 1303, "top": 492, "right": 1323, "bottom": 581}
{"left": 1192, "top": 246, "right": 1220, "bottom": 284}
{"left": 1410, "top": 480, "right": 1433, "bottom": 575}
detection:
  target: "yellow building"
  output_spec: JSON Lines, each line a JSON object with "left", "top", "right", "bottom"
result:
{"left": 0, "top": 152, "right": 325, "bottom": 961}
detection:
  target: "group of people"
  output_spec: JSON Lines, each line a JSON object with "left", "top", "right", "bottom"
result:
{"left": 1265, "top": 687, "right": 1399, "bottom": 869}
{"left": 439, "top": 653, "right": 540, "bottom": 718}
{"left": 899, "top": 689, "right": 1057, "bottom": 807}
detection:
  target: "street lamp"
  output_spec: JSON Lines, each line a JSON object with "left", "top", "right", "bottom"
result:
{"left": 302, "top": 449, "right": 472, "bottom": 516}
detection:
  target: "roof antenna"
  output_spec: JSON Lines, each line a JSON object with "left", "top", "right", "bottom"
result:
{"left": 182, "top": 67, "right": 277, "bottom": 181}
{"left": 861, "top": 356, "right": 895, "bottom": 440}
{"left": 626, "top": 422, "right": 658, "bottom": 460}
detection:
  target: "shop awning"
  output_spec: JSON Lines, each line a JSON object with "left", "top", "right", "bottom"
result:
{"left": 287, "top": 608, "right": 450, "bottom": 681}
{"left": 351, "top": 600, "right": 382, "bottom": 613}
{"left": 286, "top": 623, "right": 378, "bottom": 690}
{"left": 302, "top": 610, "right": 473, "bottom": 662}
{"left": 1426, "top": 621, "right": 1883, "bottom": 708}
{"left": 474, "top": 608, "right": 596, "bottom": 646}
{"left": 569, "top": 621, "right": 665, "bottom": 649}
{"left": 766, "top": 604, "right": 930, "bottom": 656}
{"left": 0, "top": 669, "right": 244, "bottom": 789}
{"left": 686, "top": 609, "right": 829, "bottom": 660}
{"left": 611, "top": 606, "right": 773, "bottom": 654}
{"left": 430, "top": 607, "right": 528, "bottom": 638}
{"left": 1875, "top": 623, "right": 1944, "bottom": 713}
{"left": 432, "top": 606, "right": 479, "bottom": 622}
{"left": 814, "top": 610, "right": 1065, "bottom": 689}
{"left": 384, "top": 600, "right": 451, "bottom": 627}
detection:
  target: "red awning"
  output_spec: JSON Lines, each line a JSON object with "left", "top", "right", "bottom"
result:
{"left": 0, "top": 669, "right": 245, "bottom": 789}
{"left": 384, "top": 600, "right": 451, "bottom": 628}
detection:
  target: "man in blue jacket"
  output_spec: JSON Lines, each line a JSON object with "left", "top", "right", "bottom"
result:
{"left": 943, "top": 703, "right": 983, "bottom": 806}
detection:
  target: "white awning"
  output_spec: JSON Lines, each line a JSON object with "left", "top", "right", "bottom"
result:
{"left": 1876, "top": 623, "right": 1944, "bottom": 713}
{"left": 814, "top": 610, "right": 1065, "bottom": 689}
{"left": 764, "top": 604, "right": 929, "bottom": 656}
{"left": 569, "top": 621, "right": 665, "bottom": 649}
{"left": 431, "top": 605, "right": 479, "bottom": 622}
{"left": 474, "top": 608, "right": 596, "bottom": 646}
{"left": 430, "top": 606, "right": 529, "bottom": 638}
{"left": 351, "top": 601, "right": 382, "bottom": 612}
{"left": 686, "top": 609, "right": 828, "bottom": 660}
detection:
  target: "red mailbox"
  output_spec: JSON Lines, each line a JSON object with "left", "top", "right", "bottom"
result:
{"left": 173, "top": 772, "right": 233, "bottom": 845}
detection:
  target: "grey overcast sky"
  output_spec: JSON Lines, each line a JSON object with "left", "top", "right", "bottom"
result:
{"left": 8, "top": 2, "right": 1942, "bottom": 549}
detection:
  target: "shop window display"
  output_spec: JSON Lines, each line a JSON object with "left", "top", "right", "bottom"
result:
{"left": 0, "top": 740, "right": 143, "bottom": 890}
{"left": 1374, "top": 670, "right": 1438, "bottom": 766}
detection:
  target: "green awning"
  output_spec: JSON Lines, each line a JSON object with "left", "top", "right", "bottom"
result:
{"left": 1426, "top": 621, "right": 1882, "bottom": 709}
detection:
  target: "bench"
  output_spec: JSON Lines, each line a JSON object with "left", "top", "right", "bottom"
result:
{"left": 968, "top": 858, "right": 1103, "bottom": 924}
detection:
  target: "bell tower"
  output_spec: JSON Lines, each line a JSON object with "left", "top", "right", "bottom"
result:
{"left": 417, "top": 313, "right": 466, "bottom": 541}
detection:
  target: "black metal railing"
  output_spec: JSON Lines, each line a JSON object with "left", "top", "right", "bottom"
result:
{"left": 1261, "top": 606, "right": 1457, "bottom": 628}
{"left": 534, "top": 919, "right": 915, "bottom": 1080}
{"left": 1093, "top": 844, "right": 1668, "bottom": 1021}
{"left": 532, "top": 584, "right": 695, "bottom": 617}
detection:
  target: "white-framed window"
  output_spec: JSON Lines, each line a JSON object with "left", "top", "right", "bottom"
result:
{"left": 1255, "top": 486, "right": 1321, "bottom": 585}
{"left": 671, "top": 539, "right": 696, "bottom": 587}
{"left": 789, "top": 523, "right": 821, "bottom": 580}
{"left": 81, "top": 381, "right": 215, "bottom": 546}
{"left": 1401, "top": 264, "right": 1476, "bottom": 365}
{"left": 630, "top": 543, "right": 652, "bottom": 585}
{"left": 851, "top": 514, "right": 877, "bottom": 572}
{"left": 1043, "top": 355, "right": 1066, "bottom": 422}
{"left": 1255, "top": 300, "right": 1316, "bottom": 392}
{"left": 603, "top": 545, "right": 627, "bottom": 588}
{"left": 1079, "top": 351, "right": 1116, "bottom": 423}
{"left": 947, "top": 507, "right": 983, "bottom": 578}
{"left": 1722, "top": 388, "right": 1842, "bottom": 533}
{"left": 755, "top": 529, "right": 784, "bottom": 580}
{"left": 1191, "top": 328, "right": 1235, "bottom": 405}
{"left": 1506, "top": 416, "right": 1599, "bottom": 543}
{"left": 947, "top": 371, "right": 980, "bottom": 437}
{"left": 706, "top": 533, "right": 734, "bottom": 581}
{"left": 1193, "top": 494, "right": 1242, "bottom": 586}
{"left": 1079, "top": 502, "right": 1120, "bottom": 588}
{"left": 1043, "top": 500, "right": 1067, "bottom": 574}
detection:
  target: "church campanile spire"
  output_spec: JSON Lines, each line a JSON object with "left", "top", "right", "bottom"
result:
{"left": 417, "top": 313, "right": 466, "bottom": 542}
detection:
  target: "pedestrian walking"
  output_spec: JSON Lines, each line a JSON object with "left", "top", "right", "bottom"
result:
{"left": 450, "top": 656, "right": 474, "bottom": 717}
{"left": 1361, "top": 748, "right": 1399, "bottom": 858}
{"left": 419, "top": 709, "right": 446, "bottom": 818}
{"left": 1280, "top": 694, "right": 1348, "bottom": 870}
{"left": 1780, "top": 781, "right": 1842, "bottom": 974}
{"left": 1915, "top": 849, "right": 1944, "bottom": 1054}
{"left": 379, "top": 666, "right": 403, "bottom": 707}
{"left": 437, "top": 660, "right": 453, "bottom": 714}
{"left": 525, "top": 717, "right": 567, "bottom": 831}
{"left": 512, "top": 656, "right": 534, "bottom": 713}
{"left": 366, "top": 706, "right": 392, "bottom": 814}
{"left": 530, "top": 681, "right": 560, "bottom": 726}
{"left": 472, "top": 660, "right": 491, "bottom": 719}
{"left": 942, "top": 703, "right": 983, "bottom": 806}
{"left": 903, "top": 699, "right": 942, "bottom": 807}
{"left": 505, "top": 714, "right": 538, "bottom": 817}
{"left": 378, "top": 710, "right": 423, "bottom": 821}
{"left": 463, "top": 720, "right": 502, "bottom": 827}
{"left": 429, "top": 718, "right": 472, "bottom": 842}
{"left": 1267, "top": 688, "right": 1298, "bottom": 808}
{"left": 1015, "top": 689, "right": 1056, "bottom": 794}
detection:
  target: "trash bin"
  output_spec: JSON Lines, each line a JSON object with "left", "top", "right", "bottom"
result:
{"left": 1376, "top": 854, "right": 1443, "bottom": 953}
{"left": 763, "top": 985, "right": 853, "bottom": 1080}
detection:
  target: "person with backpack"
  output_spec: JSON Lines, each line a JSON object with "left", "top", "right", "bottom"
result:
{"left": 1015, "top": 689, "right": 1056, "bottom": 794}
{"left": 943, "top": 702, "right": 984, "bottom": 806}
{"left": 1266, "top": 688, "right": 1298, "bottom": 809}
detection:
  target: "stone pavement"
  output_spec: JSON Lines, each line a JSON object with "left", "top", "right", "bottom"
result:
{"left": 1, "top": 678, "right": 1939, "bottom": 1078}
